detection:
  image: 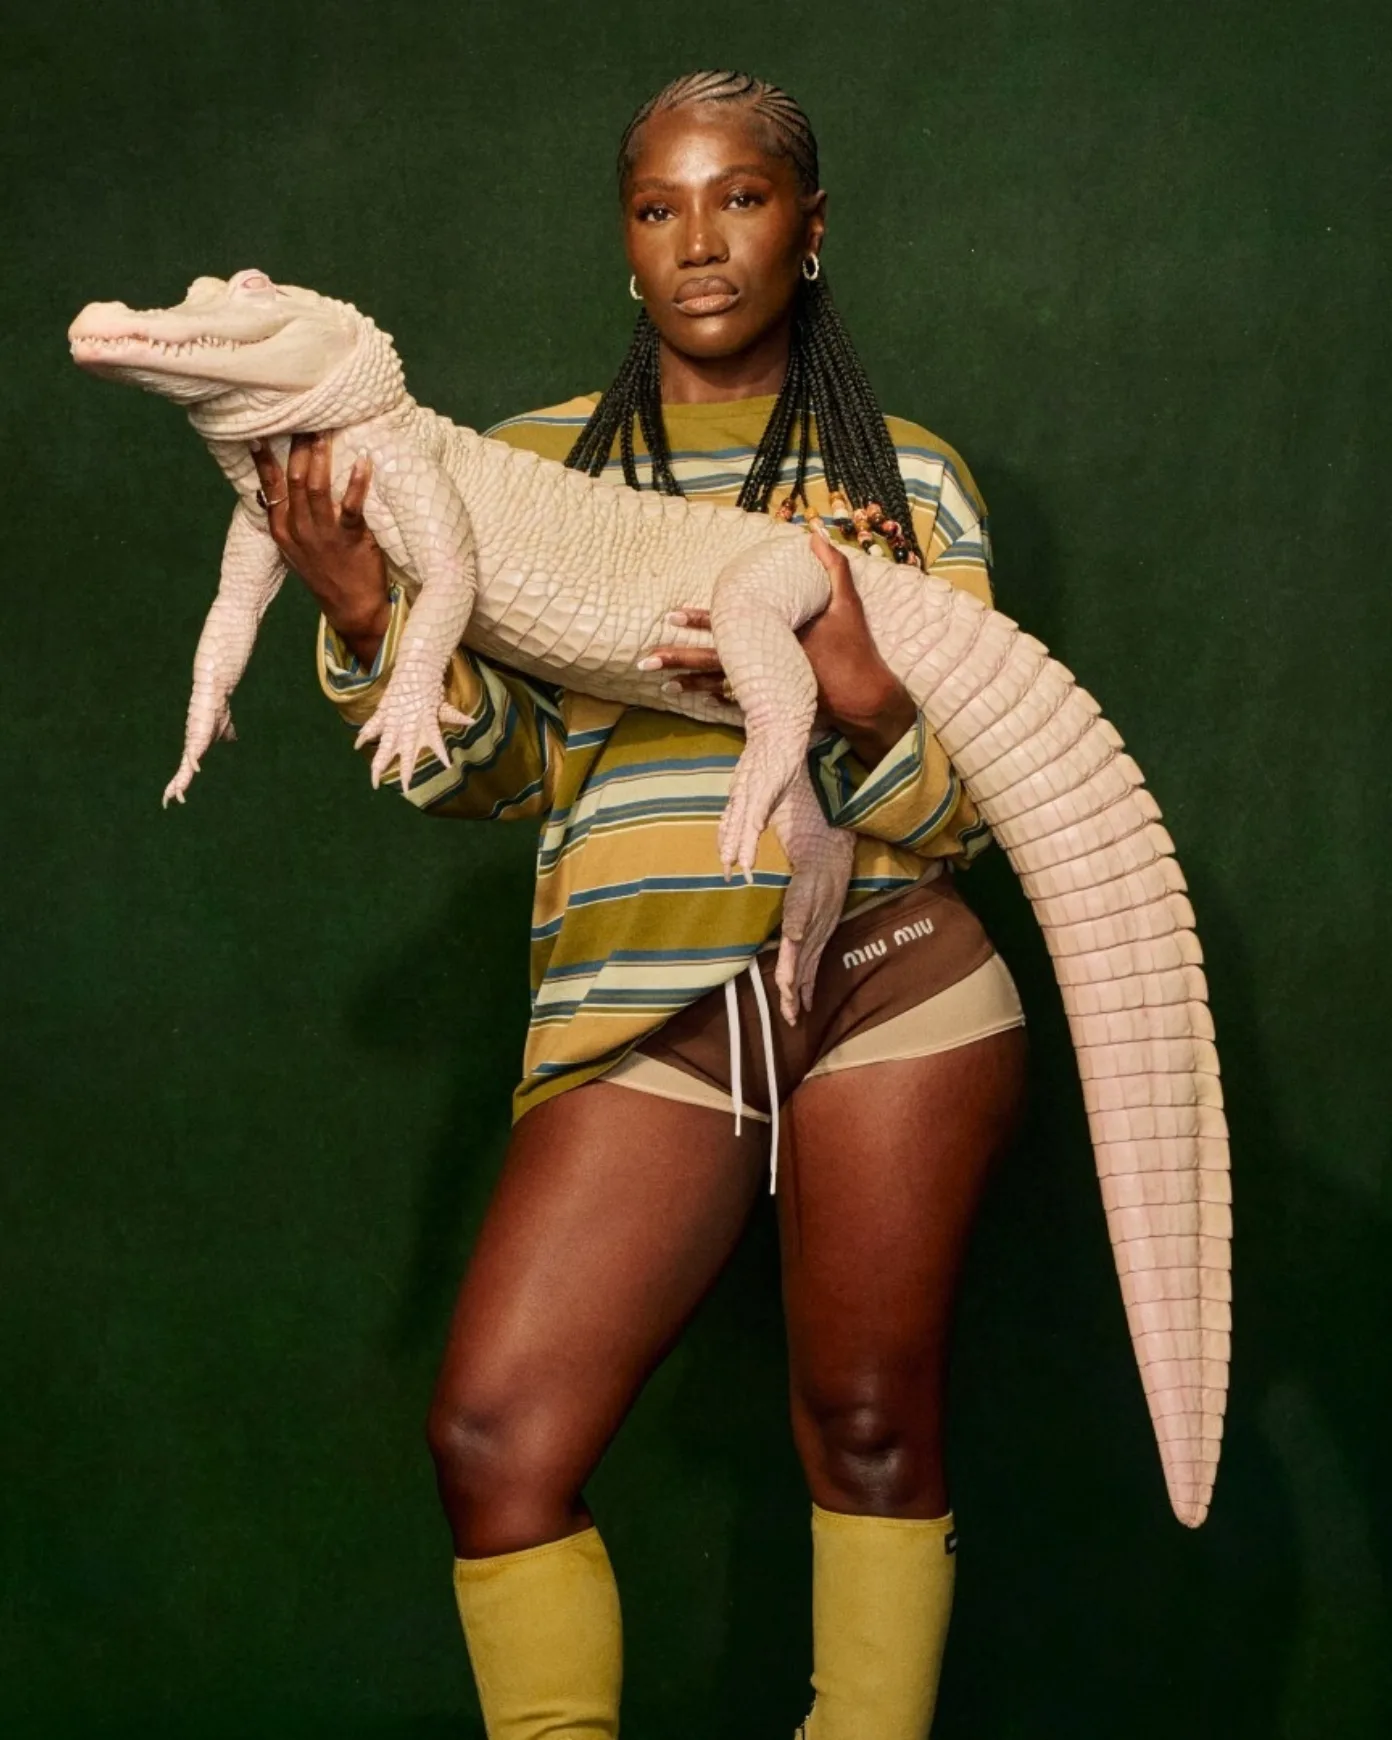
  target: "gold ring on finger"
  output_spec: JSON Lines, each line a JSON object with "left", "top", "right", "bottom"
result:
{"left": 256, "top": 486, "right": 287, "bottom": 511}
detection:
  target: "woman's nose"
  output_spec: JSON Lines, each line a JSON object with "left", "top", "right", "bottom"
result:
{"left": 677, "top": 209, "right": 729, "bottom": 268}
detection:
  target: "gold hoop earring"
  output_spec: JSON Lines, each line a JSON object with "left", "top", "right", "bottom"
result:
{"left": 629, "top": 275, "right": 643, "bottom": 301}
{"left": 801, "top": 253, "right": 821, "bottom": 282}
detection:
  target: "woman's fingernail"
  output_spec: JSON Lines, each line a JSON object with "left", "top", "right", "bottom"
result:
{"left": 666, "top": 610, "right": 689, "bottom": 626}
{"left": 636, "top": 655, "right": 663, "bottom": 672}
{"left": 660, "top": 680, "right": 683, "bottom": 697}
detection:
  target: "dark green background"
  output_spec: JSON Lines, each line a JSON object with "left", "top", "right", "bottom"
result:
{"left": 4, "top": 1, "right": 1388, "bottom": 1733}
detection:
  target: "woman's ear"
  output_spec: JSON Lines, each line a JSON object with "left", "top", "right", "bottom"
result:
{"left": 804, "top": 188, "right": 828, "bottom": 256}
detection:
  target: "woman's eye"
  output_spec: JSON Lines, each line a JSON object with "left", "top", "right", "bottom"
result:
{"left": 636, "top": 203, "right": 672, "bottom": 223}
{"left": 727, "top": 190, "right": 763, "bottom": 209}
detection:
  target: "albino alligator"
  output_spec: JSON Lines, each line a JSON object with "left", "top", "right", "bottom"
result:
{"left": 68, "top": 268, "right": 1230, "bottom": 1527}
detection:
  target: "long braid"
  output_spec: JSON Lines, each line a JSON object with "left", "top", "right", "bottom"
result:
{"left": 565, "top": 311, "right": 680, "bottom": 492}
{"left": 564, "top": 70, "right": 924, "bottom": 562}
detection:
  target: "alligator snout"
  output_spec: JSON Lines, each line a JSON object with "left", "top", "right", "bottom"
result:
{"left": 68, "top": 301, "right": 134, "bottom": 342}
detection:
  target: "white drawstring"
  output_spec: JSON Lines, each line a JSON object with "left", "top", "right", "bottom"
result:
{"left": 718, "top": 867, "right": 946, "bottom": 1187}
{"left": 746, "top": 962, "right": 781, "bottom": 1194}
{"left": 724, "top": 960, "right": 782, "bottom": 1193}
{"left": 724, "top": 977, "right": 743, "bottom": 1138}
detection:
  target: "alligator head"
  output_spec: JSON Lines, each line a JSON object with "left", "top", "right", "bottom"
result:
{"left": 68, "top": 269, "right": 405, "bottom": 437}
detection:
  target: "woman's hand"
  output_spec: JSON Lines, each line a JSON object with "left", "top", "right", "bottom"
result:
{"left": 641, "top": 533, "right": 917, "bottom": 765}
{"left": 251, "top": 432, "right": 391, "bottom": 668}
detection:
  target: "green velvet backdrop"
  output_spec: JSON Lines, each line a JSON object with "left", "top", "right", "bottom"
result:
{"left": 4, "top": 0, "right": 1388, "bottom": 1733}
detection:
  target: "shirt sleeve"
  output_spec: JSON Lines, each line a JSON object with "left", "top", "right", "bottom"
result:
{"left": 317, "top": 568, "right": 565, "bottom": 821}
{"left": 812, "top": 712, "right": 964, "bottom": 850}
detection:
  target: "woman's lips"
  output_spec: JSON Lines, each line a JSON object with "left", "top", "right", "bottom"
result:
{"left": 673, "top": 277, "right": 740, "bottom": 316}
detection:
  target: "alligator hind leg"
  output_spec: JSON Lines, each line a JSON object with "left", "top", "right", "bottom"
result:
{"left": 769, "top": 772, "right": 856, "bottom": 1024}
{"left": 710, "top": 542, "right": 831, "bottom": 876}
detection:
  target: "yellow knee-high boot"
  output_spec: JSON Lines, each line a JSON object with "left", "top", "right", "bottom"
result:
{"left": 800, "top": 1503, "right": 957, "bottom": 1740}
{"left": 451, "top": 1525, "right": 622, "bottom": 1739}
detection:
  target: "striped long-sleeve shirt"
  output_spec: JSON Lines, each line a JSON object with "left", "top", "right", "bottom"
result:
{"left": 318, "top": 392, "right": 996, "bottom": 1121}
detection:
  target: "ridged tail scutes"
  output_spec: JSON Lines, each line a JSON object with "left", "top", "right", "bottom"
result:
{"left": 907, "top": 587, "right": 1231, "bottom": 1527}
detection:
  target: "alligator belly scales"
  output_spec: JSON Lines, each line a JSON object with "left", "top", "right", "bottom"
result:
{"left": 69, "top": 269, "right": 1230, "bottom": 1525}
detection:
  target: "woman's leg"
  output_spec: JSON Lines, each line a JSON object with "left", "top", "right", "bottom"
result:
{"left": 431, "top": 1079, "right": 765, "bottom": 1737}
{"left": 778, "top": 1029, "right": 1029, "bottom": 1738}
{"left": 429, "top": 1078, "right": 765, "bottom": 1557}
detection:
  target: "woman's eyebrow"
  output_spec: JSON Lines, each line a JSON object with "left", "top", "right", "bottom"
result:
{"left": 630, "top": 164, "right": 776, "bottom": 194}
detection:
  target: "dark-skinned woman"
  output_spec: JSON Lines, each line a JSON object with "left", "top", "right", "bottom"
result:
{"left": 253, "top": 70, "right": 1028, "bottom": 1740}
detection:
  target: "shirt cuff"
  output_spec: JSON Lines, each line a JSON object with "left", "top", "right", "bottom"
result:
{"left": 825, "top": 714, "right": 963, "bottom": 850}
{"left": 321, "top": 581, "right": 403, "bottom": 694}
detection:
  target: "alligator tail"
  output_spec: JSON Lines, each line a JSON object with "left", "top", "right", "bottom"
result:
{"left": 907, "top": 585, "right": 1230, "bottom": 1527}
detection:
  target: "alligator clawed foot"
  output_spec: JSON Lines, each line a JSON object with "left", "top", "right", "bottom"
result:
{"left": 162, "top": 756, "right": 196, "bottom": 808}
{"left": 775, "top": 837, "right": 855, "bottom": 1023}
{"left": 162, "top": 703, "right": 235, "bottom": 807}
{"left": 719, "top": 738, "right": 803, "bottom": 879}
{"left": 357, "top": 692, "right": 474, "bottom": 792}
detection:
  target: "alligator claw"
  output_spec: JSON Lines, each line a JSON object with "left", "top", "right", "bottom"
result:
{"left": 358, "top": 693, "right": 474, "bottom": 792}
{"left": 720, "top": 737, "right": 804, "bottom": 877}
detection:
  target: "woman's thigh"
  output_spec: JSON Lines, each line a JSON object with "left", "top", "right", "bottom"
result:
{"left": 430, "top": 1077, "right": 766, "bottom": 1554}
{"left": 777, "top": 1026, "right": 1029, "bottom": 1517}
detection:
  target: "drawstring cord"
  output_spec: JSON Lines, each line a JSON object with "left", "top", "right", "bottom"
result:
{"left": 725, "top": 960, "right": 782, "bottom": 1194}
{"left": 718, "top": 869, "right": 946, "bottom": 1190}
{"left": 748, "top": 963, "right": 781, "bottom": 1194}
{"left": 724, "top": 978, "right": 743, "bottom": 1138}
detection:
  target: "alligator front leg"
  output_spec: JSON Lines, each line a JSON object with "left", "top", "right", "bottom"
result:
{"left": 710, "top": 543, "right": 830, "bottom": 877}
{"left": 163, "top": 505, "right": 285, "bottom": 806}
{"left": 353, "top": 456, "right": 478, "bottom": 792}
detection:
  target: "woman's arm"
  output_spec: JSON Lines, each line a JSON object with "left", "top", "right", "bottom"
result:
{"left": 790, "top": 534, "right": 919, "bottom": 762}
{"left": 252, "top": 433, "right": 391, "bottom": 664}
{"left": 645, "top": 535, "right": 914, "bottom": 759}
{"left": 260, "top": 433, "right": 563, "bottom": 820}
{"left": 645, "top": 533, "right": 985, "bottom": 859}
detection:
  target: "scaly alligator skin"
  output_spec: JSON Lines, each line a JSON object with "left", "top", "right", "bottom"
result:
{"left": 69, "top": 269, "right": 1230, "bottom": 1525}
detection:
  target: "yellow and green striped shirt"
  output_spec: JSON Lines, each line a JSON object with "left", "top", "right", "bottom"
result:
{"left": 318, "top": 393, "right": 996, "bottom": 1121}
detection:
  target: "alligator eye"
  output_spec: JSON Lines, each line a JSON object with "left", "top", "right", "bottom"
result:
{"left": 233, "top": 270, "right": 275, "bottom": 293}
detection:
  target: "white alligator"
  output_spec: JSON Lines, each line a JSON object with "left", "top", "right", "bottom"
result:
{"left": 69, "top": 268, "right": 1231, "bottom": 1526}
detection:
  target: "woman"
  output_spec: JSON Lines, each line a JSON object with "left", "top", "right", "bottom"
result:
{"left": 254, "top": 69, "right": 1028, "bottom": 1740}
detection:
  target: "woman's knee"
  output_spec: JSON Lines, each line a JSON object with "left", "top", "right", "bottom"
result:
{"left": 426, "top": 1377, "right": 586, "bottom": 1521}
{"left": 426, "top": 1388, "right": 512, "bottom": 1498}
{"left": 794, "top": 1384, "right": 946, "bottom": 1514}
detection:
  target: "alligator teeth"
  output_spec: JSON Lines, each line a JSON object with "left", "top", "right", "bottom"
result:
{"left": 84, "top": 331, "right": 255, "bottom": 353}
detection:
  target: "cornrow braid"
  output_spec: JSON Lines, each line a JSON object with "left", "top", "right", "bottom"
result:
{"left": 617, "top": 69, "right": 819, "bottom": 199}
{"left": 565, "top": 70, "right": 924, "bottom": 564}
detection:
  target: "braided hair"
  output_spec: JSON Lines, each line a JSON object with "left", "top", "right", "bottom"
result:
{"left": 564, "top": 70, "right": 924, "bottom": 563}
